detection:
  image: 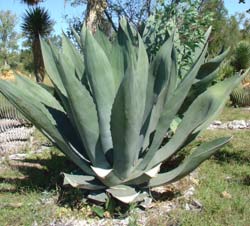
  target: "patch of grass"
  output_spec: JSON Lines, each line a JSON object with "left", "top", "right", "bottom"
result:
{"left": 168, "top": 130, "right": 250, "bottom": 226}
{"left": 0, "top": 191, "right": 56, "bottom": 226}
{"left": 0, "top": 107, "right": 250, "bottom": 225}
{"left": 217, "top": 106, "right": 250, "bottom": 122}
{"left": 0, "top": 148, "right": 84, "bottom": 225}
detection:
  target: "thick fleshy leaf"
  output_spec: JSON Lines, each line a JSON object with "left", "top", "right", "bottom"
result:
{"left": 194, "top": 71, "right": 248, "bottom": 132}
{"left": 191, "top": 26, "right": 212, "bottom": 64}
{"left": 72, "top": 27, "right": 81, "bottom": 49}
{"left": 58, "top": 53, "right": 110, "bottom": 169}
{"left": 195, "top": 48, "right": 230, "bottom": 82}
{"left": 149, "top": 44, "right": 208, "bottom": 151}
{"left": 142, "top": 41, "right": 177, "bottom": 151}
{"left": 95, "top": 30, "right": 124, "bottom": 90}
{"left": 80, "top": 23, "right": 86, "bottom": 49}
{"left": 87, "top": 192, "right": 108, "bottom": 203}
{"left": 109, "top": 39, "right": 125, "bottom": 88}
{"left": 94, "top": 29, "right": 112, "bottom": 57}
{"left": 40, "top": 38, "right": 73, "bottom": 116}
{"left": 136, "top": 41, "right": 208, "bottom": 172}
{"left": 144, "top": 163, "right": 161, "bottom": 178}
{"left": 15, "top": 75, "right": 63, "bottom": 112}
{"left": 111, "top": 34, "right": 149, "bottom": 179}
{"left": 179, "top": 49, "right": 230, "bottom": 115}
{"left": 147, "top": 74, "right": 244, "bottom": 169}
{"left": 107, "top": 185, "right": 139, "bottom": 203}
{"left": 85, "top": 31, "right": 116, "bottom": 154}
{"left": 63, "top": 173, "right": 105, "bottom": 190}
{"left": 0, "top": 80, "right": 93, "bottom": 175}
{"left": 144, "top": 34, "right": 175, "bottom": 113}
{"left": 62, "top": 33, "right": 85, "bottom": 80}
{"left": 40, "top": 38, "right": 67, "bottom": 97}
{"left": 148, "top": 137, "right": 231, "bottom": 187}
{"left": 91, "top": 166, "right": 113, "bottom": 179}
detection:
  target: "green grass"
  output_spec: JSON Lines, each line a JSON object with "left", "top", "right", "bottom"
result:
{"left": 0, "top": 106, "right": 250, "bottom": 225}
{"left": 0, "top": 148, "right": 91, "bottom": 225}
{"left": 217, "top": 106, "right": 250, "bottom": 122}
{"left": 173, "top": 130, "right": 250, "bottom": 226}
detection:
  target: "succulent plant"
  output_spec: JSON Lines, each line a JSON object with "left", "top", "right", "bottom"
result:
{"left": 0, "top": 18, "right": 246, "bottom": 203}
{"left": 230, "top": 86, "right": 250, "bottom": 107}
{"left": 0, "top": 76, "right": 33, "bottom": 154}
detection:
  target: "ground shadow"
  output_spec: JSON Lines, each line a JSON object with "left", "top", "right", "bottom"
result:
{"left": 0, "top": 153, "right": 77, "bottom": 191}
{"left": 213, "top": 149, "right": 250, "bottom": 165}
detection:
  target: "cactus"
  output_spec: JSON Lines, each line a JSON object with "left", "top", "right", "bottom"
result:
{"left": 230, "top": 86, "right": 250, "bottom": 107}
{"left": 0, "top": 75, "right": 33, "bottom": 154}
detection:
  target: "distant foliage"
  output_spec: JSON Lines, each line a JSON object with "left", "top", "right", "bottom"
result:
{"left": 231, "top": 41, "right": 250, "bottom": 72}
{"left": 143, "top": 0, "right": 213, "bottom": 77}
{"left": 0, "top": 10, "right": 20, "bottom": 67}
{"left": 66, "top": 0, "right": 213, "bottom": 77}
{"left": 215, "top": 40, "right": 250, "bottom": 82}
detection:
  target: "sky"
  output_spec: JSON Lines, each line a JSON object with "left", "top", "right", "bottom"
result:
{"left": 0, "top": 0, "right": 84, "bottom": 35}
{"left": 0, "top": 0, "right": 249, "bottom": 44}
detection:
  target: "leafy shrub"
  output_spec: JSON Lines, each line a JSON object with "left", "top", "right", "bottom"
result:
{"left": 231, "top": 41, "right": 250, "bottom": 72}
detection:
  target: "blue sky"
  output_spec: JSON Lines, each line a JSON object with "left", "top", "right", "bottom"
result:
{"left": 0, "top": 0, "right": 249, "bottom": 37}
{"left": 0, "top": 0, "right": 84, "bottom": 34}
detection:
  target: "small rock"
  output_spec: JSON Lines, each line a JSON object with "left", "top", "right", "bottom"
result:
{"left": 208, "top": 120, "right": 250, "bottom": 130}
{"left": 8, "top": 153, "right": 27, "bottom": 160}
{"left": 190, "top": 177, "right": 199, "bottom": 185}
{"left": 183, "top": 186, "right": 195, "bottom": 198}
{"left": 184, "top": 199, "right": 203, "bottom": 212}
{"left": 213, "top": 120, "right": 222, "bottom": 125}
{"left": 227, "top": 120, "right": 247, "bottom": 129}
{"left": 191, "top": 199, "right": 203, "bottom": 210}
{"left": 161, "top": 202, "right": 177, "bottom": 212}
{"left": 140, "top": 197, "right": 153, "bottom": 209}
{"left": 185, "top": 203, "right": 191, "bottom": 211}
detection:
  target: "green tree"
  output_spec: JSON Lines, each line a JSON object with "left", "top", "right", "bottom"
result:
{"left": 65, "top": 0, "right": 154, "bottom": 34}
{"left": 198, "top": 0, "right": 229, "bottom": 55}
{"left": 0, "top": 10, "right": 20, "bottom": 67}
{"left": 19, "top": 48, "right": 34, "bottom": 73}
{"left": 21, "top": 7, "right": 53, "bottom": 83}
{"left": 65, "top": 0, "right": 213, "bottom": 77}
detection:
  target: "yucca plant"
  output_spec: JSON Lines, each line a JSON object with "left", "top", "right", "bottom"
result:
{"left": 21, "top": 7, "right": 53, "bottom": 83}
{"left": 0, "top": 18, "right": 246, "bottom": 203}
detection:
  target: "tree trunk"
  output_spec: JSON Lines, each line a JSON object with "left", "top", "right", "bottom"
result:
{"left": 32, "top": 38, "right": 45, "bottom": 83}
{"left": 85, "top": 0, "right": 107, "bottom": 33}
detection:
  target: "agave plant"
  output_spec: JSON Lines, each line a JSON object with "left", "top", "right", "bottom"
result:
{"left": 0, "top": 18, "right": 246, "bottom": 203}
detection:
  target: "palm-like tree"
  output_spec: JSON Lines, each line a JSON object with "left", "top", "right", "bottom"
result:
{"left": 20, "top": 0, "right": 43, "bottom": 6}
{"left": 21, "top": 7, "right": 53, "bottom": 83}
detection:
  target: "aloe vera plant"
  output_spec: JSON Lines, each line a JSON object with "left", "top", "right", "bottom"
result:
{"left": 0, "top": 18, "right": 246, "bottom": 203}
